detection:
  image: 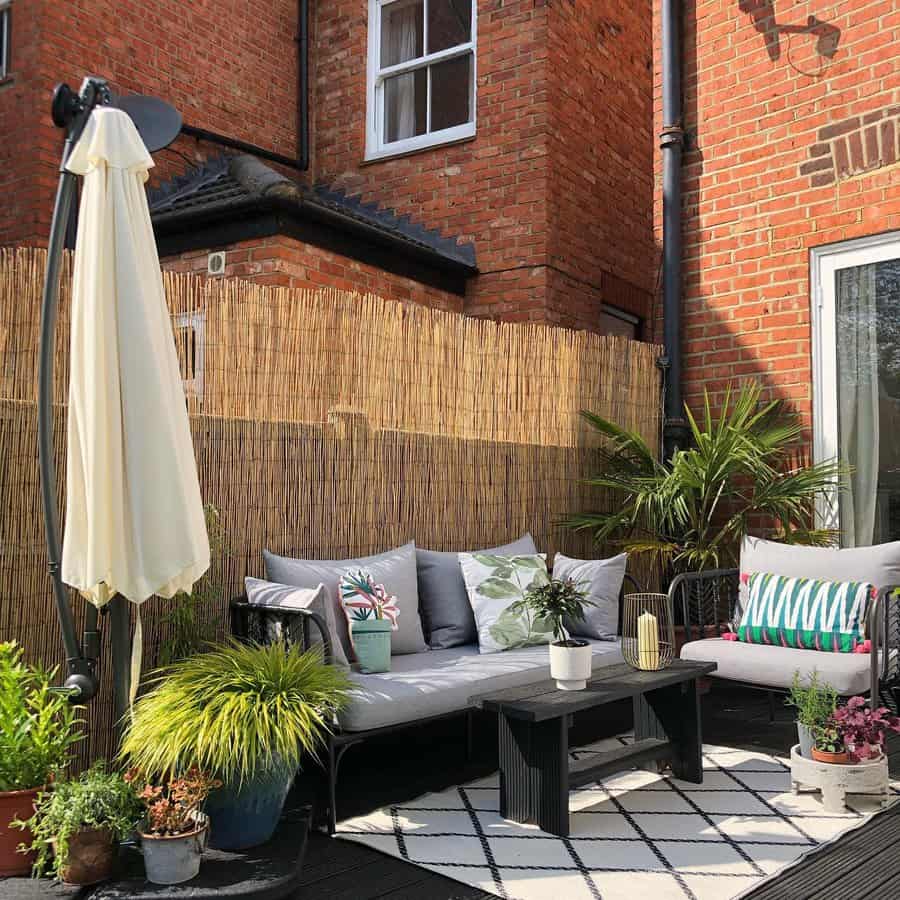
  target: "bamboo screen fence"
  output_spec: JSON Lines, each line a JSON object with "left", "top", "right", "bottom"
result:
{"left": 0, "top": 246, "right": 662, "bottom": 762}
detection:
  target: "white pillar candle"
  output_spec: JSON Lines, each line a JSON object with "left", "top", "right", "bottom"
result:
{"left": 637, "top": 610, "right": 659, "bottom": 670}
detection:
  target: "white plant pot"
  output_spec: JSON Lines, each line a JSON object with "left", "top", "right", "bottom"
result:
{"left": 549, "top": 640, "right": 592, "bottom": 691}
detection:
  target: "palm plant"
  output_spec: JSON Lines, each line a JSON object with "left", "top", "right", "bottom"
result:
{"left": 566, "top": 382, "right": 842, "bottom": 576}
{"left": 119, "top": 641, "right": 351, "bottom": 787}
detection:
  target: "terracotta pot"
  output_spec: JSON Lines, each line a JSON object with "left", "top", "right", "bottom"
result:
{"left": 811, "top": 747, "right": 851, "bottom": 765}
{"left": 0, "top": 786, "right": 43, "bottom": 877}
{"left": 54, "top": 827, "right": 117, "bottom": 886}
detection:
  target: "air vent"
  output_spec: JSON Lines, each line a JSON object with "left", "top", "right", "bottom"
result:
{"left": 207, "top": 251, "right": 226, "bottom": 276}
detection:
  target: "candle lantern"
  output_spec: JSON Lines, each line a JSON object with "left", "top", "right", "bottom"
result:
{"left": 622, "top": 593, "right": 676, "bottom": 671}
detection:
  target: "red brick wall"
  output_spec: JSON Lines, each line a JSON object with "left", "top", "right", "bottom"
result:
{"left": 0, "top": 0, "right": 298, "bottom": 244}
{"left": 2, "top": 0, "right": 655, "bottom": 333}
{"left": 655, "top": 0, "right": 900, "bottom": 425}
{"left": 547, "top": 0, "right": 656, "bottom": 330}
{"left": 162, "top": 237, "right": 463, "bottom": 312}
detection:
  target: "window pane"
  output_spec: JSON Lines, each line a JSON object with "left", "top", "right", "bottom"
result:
{"left": 427, "top": 0, "right": 471, "bottom": 53}
{"left": 381, "top": 0, "right": 424, "bottom": 67}
{"left": 384, "top": 68, "right": 427, "bottom": 142}
{"left": 599, "top": 310, "right": 639, "bottom": 339}
{"left": 429, "top": 54, "right": 471, "bottom": 132}
{"left": 835, "top": 259, "right": 900, "bottom": 546}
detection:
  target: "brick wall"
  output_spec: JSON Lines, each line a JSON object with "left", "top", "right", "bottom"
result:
{"left": 654, "top": 0, "right": 900, "bottom": 426}
{"left": 2, "top": 0, "right": 655, "bottom": 333}
{"left": 162, "top": 237, "right": 464, "bottom": 312}
{"left": 0, "top": 0, "right": 298, "bottom": 244}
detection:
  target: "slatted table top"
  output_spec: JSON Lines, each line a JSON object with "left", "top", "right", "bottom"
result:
{"left": 470, "top": 659, "right": 718, "bottom": 722}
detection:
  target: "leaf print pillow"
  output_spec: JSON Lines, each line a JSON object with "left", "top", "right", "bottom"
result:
{"left": 458, "top": 552, "right": 553, "bottom": 654}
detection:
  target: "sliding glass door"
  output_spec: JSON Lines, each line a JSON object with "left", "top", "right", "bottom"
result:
{"left": 812, "top": 232, "right": 900, "bottom": 547}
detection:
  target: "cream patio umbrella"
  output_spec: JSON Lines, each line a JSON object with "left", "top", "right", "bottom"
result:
{"left": 51, "top": 101, "right": 209, "bottom": 713}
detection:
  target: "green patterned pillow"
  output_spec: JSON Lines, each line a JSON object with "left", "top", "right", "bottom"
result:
{"left": 737, "top": 572, "right": 874, "bottom": 652}
{"left": 458, "top": 552, "right": 552, "bottom": 654}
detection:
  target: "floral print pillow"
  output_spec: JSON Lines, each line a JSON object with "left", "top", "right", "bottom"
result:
{"left": 458, "top": 552, "right": 553, "bottom": 654}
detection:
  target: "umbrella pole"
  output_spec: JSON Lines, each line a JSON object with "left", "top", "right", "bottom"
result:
{"left": 38, "top": 79, "right": 111, "bottom": 702}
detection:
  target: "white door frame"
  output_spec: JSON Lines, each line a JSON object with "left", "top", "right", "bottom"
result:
{"left": 810, "top": 230, "right": 900, "bottom": 534}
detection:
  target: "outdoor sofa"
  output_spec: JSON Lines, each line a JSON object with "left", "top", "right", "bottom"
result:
{"left": 231, "top": 536, "right": 639, "bottom": 833}
{"left": 677, "top": 537, "right": 900, "bottom": 714}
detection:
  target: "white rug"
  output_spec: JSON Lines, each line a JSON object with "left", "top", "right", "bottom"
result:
{"left": 336, "top": 735, "right": 898, "bottom": 900}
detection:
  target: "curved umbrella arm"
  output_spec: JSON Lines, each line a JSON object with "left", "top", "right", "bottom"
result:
{"left": 37, "top": 78, "right": 111, "bottom": 702}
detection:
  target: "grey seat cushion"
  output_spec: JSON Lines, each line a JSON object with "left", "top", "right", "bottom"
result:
{"left": 417, "top": 534, "right": 538, "bottom": 650}
{"left": 264, "top": 542, "right": 426, "bottom": 660}
{"left": 680, "top": 638, "right": 875, "bottom": 695}
{"left": 339, "top": 639, "right": 624, "bottom": 732}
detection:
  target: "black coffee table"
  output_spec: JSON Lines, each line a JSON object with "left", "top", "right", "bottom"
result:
{"left": 470, "top": 659, "right": 717, "bottom": 837}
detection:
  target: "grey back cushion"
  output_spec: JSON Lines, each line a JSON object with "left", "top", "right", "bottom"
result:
{"left": 738, "top": 536, "right": 900, "bottom": 621}
{"left": 245, "top": 577, "right": 350, "bottom": 668}
{"left": 417, "top": 534, "right": 538, "bottom": 649}
{"left": 554, "top": 552, "right": 627, "bottom": 641}
{"left": 263, "top": 542, "right": 426, "bottom": 660}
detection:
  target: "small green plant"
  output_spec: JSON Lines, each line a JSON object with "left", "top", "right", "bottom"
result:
{"left": 814, "top": 721, "right": 845, "bottom": 754}
{"left": 14, "top": 763, "right": 143, "bottom": 879}
{"left": 125, "top": 767, "right": 221, "bottom": 836}
{"left": 158, "top": 504, "right": 224, "bottom": 665}
{"left": 0, "top": 641, "right": 83, "bottom": 792}
{"left": 786, "top": 670, "right": 838, "bottom": 731}
{"left": 120, "top": 641, "right": 351, "bottom": 787}
{"left": 521, "top": 578, "right": 594, "bottom": 644}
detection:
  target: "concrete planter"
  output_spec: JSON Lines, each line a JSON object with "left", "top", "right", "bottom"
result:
{"left": 140, "top": 815, "right": 208, "bottom": 885}
{"left": 550, "top": 640, "right": 592, "bottom": 691}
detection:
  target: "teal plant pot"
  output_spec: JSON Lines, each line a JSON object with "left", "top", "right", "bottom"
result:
{"left": 351, "top": 618, "right": 392, "bottom": 673}
{"left": 205, "top": 767, "right": 294, "bottom": 850}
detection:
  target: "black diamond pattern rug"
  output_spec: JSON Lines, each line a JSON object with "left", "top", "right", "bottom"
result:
{"left": 336, "top": 735, "right": 898, "bottom": 900}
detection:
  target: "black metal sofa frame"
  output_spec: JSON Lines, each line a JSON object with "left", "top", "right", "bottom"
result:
{"left": 669, "top": 568, "right": 900, "bottom": 717}
{"left": 231, "top": 573, "right": 642, "bottom": 833}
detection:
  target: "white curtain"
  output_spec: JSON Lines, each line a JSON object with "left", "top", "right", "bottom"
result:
{"left": 836, "top": 264, "right": 880, "bottom": 546}
{"left": 384, "top": 5, "right": 419, "bottom": 141}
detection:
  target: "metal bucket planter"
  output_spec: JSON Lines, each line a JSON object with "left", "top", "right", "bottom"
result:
{"left": 0, "top": 786, "right": 42, "bottom": 877}
{"left": 797, "top": 723, "right": 815, "bottom": 759}
{"left": 205, "top": 767, "right": 294, "bottom": 851}
{"left": 351, "top": 618, "right": 392, "bottom": 673}
{"left": 140, "top": 815, "right": 208, "bottom": 885}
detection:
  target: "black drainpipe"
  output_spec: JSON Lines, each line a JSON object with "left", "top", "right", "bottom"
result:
{"left": 659, "top": 0, "right": 688, "bottom": 459}
{"left": 179, "top": 0, "right": 310, "bottom": 171}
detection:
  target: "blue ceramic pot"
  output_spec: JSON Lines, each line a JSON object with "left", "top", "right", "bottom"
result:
{"left": 351, "top": 618, "right": 392, "bottom": 673}
{"left": 205, "top": 767, "right": 294, "bottom": 850}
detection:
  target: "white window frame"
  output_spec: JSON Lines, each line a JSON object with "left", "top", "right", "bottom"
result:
{"left": 173, "top": 311, "right": 205, "bottom": 402}
{"left": 0, "top": 1, "right": 10, "bottom": 80}
{"left": 366, "top": 0, "right": 476, "bottom": 161}
{"left": 810, "top": 229, "right": 900, "bottom": 533}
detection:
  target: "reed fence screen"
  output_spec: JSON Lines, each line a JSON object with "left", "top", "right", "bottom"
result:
{"left": 0, "top": 246, "right": 662, "bottom": 762}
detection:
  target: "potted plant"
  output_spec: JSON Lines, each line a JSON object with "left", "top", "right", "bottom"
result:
{"left": 0, "top": 641, "right": 83, "bottom": 877}
{"left": 121, "top": 641, "right": 350, "bottom": 851}
{"left": 811, "top": 719, "right": 850, "bottom": 764}
{"left": 14, "top": 762, "right": 143, "bottom": 885}
{"left": 340, "top": 569, "right": 400, "bottom": 674}
{"left": 786, "top": 671, "right": 837, "bottom": 758}
{"left": 522, "top": 578, "right": 595, "bottom": 691}
{"left": 831, "top": 696, "right": 900, "bottom": 762}
{"left": 126, "top": 767, "right": 220, "bottom": 885}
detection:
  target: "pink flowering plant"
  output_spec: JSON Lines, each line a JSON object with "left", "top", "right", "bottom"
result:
{"left": 829, "top": 696, "right": 900, "bottom": 761}
{"left": 340, "top": 570, "right": 401, "bottom": 630}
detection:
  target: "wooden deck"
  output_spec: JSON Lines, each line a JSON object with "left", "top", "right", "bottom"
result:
{"left": 292, "top": 683, "right": 900, "bottom": 900}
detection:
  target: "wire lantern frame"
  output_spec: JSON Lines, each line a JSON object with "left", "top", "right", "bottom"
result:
{"left": 622, "top": 592, "right": 676, "bottom": 671}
